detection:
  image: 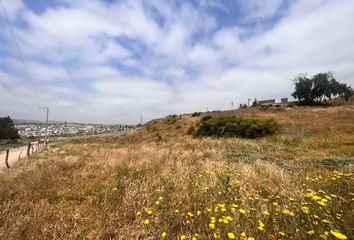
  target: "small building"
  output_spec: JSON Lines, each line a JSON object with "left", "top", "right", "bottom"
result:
{"left": 281, "top": 98, "right": 288, "bottom": 104}
{"left": 258, "top": 99, "right": 276, "bottom": 105}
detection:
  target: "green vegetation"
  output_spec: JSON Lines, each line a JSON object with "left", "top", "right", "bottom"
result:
{"left": 239, "top": 104, "right": 248, "bottom": 109}
{"left": 0, "top": 116, "right": 19, "bottom": 141}
{"left": 193, "top": 116, "right": 279, "bottom": 139}
{"left": 292, "top": 72, "right": 353, "bottom": 104}
{"left": 0, "top": 98, "right": 353, "bottom": 239}
{"left": 191, "top": 112, "right": 202, "bottom": 117}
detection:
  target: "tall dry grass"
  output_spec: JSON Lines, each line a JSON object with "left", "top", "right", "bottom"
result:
{"left": 0, "top": 102, "right": 353, "bottom": 239}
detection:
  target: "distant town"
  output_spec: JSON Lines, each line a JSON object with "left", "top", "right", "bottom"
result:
{"left": 14, "top": 120, "right": 138, "bottom": 139}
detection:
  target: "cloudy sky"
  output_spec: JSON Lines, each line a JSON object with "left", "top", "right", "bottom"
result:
{"left": 0, "top": 0, "right": 353, "bottom": 124}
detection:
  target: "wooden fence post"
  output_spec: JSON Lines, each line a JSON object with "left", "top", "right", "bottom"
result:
{"left": 18, "top": 150, "right": 23, "bottom": 161}
{"left": 5, "top": 149, "right": 10, "bottom": 169}
{"left": 27, "top": 143, "right": 31, "bottom": 156}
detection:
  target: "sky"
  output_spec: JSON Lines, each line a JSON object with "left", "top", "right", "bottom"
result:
{"left": 0, "top": 0, "right": 353, "bottom": 124}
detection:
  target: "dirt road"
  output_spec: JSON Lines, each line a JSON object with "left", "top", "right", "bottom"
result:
{"left": 0, "top": 142, "right": 39, "bottom": 170}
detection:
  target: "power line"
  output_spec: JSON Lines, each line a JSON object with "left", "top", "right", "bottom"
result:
{"left": 0, "top": 65, "right": 42, "bottom": 119}
{"left": 0, "top": 0, "right": 42, "bottom": 103}
{"left": 0, "top": 64, "right": 33, "bottom": 102}
{"left": 0, "top": 78, "right": 41, "bottom": 119}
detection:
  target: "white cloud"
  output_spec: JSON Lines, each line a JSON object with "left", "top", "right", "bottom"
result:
{"left": 0, "top": 0, "right": 25, "bottom": 19}
{"left": 0, "top": 0, "right": 353, "bottom": 123}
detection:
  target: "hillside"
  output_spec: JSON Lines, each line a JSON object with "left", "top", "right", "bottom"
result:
{"left": 0, "top": 99, "right": 353, "bottom": 240}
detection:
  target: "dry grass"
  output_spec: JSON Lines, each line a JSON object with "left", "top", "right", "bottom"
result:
{"left": 0, "top": 100, "right": 353, "bottom": 240}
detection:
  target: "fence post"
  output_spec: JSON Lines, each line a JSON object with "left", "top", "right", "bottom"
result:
{"left": 38, "top": 140, "right": 40, "bottom": 151}
{"left": 5, "top": 149, "right": 10, "bottom": 169}
{"left": 27, "top": 143, "right": 31, "bottom": 156}
{"left": 18, "top": 149, "right": 23, "bottom": 161}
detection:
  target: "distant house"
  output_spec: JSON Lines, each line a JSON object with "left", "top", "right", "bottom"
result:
{"left": 257, "top": 99, "right": 276, "bottom": 105}
{"left": 281, "top": 98, "right": 288, "bottom": 104}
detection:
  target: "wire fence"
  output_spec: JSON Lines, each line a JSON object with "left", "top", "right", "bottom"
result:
{"left": 1, "top": 140, "right": 45, "bottom": 170}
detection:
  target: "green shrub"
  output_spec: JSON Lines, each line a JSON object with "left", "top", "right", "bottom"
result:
{"left": 191, "top": 112, "right": 201, "bottom": 117}
{"left": 194, "top": 116, "right": 279, "bottom": 139}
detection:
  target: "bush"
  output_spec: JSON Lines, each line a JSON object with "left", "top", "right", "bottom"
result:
{"left": 194, "top": 116, "right": 279, "bottom": 139}
{"left": 191, "top": 112, "right": 201, "bottom": 117}
{"left": 239, "top": 104, "right": 248, "bottom": 109}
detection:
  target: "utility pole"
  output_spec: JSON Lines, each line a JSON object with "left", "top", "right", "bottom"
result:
{"left": 38, "top": 106, "right": 49, "bottom": 145}
{"left": 140, "top": 113, "right": 143, "bottom": 126}
{"left": 231, "top": 102, "right": 234, "bottom": 110}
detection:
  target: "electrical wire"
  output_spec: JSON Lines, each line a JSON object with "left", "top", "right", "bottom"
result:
{"left": 0, "top": 80, "right": 41, "bottom": 119}
{"left": 0, "top": 0, "right": 43, "bottom": 103}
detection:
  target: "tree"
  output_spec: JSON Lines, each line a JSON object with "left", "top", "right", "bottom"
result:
{"left": 337, "top": 83, "right": 354, "bottom": 101}
{"left": 0, "top": 116, "right": 19, "bottom": 140}
{"left": 292, "top": 74, "right": 314, "bottom": 104}
{"left": 292, "top": 72, "right": 353, "bottom": 104}
{"left": 311, "top": 73, "right": 332, "bottom": 102}
{"left": 239, "top": 104, "right": 248, "bottom": 109}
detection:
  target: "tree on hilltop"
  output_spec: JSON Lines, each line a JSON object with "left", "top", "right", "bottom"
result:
{"left": 292, "top": 72, "right": 353, "bottom": 104}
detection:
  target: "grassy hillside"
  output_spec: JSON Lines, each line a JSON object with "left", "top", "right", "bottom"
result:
{"left": 0, "top": 99, "right": 353, "bottom": 240}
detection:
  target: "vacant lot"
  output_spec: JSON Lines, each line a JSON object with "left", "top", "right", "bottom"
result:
{"left": 0, "top": 102, "right": 353, "bottom": 240}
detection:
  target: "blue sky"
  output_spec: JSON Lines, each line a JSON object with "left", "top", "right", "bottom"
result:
{"left": 0, "top": 0, "right": 353, "bottom": 124}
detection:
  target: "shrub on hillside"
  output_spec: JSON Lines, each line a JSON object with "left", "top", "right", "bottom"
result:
{"left": 193, "top": 116, "right": 279, "bottom": 139}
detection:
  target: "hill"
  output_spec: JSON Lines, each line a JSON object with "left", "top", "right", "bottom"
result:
{"left": 0, "top": 98, "right": 353, "bottom": 239}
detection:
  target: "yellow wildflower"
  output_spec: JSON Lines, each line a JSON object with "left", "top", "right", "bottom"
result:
{"left": 162, "top": 232, "right": 167, "bottom": 238}
{"left": 209, "top": 223, "right": 215, "bottom": 229}
{"left": 227, "top": 232, "right": 235, "bottom": 239}
{"left": 143, "top": 219, "right": 150, "bottom": 225}
{"left": 239, "top": 209, "right": 246, "bottom": 214}
{"left": 147, "top": 210, "right": 153, "bottom": 215}
{"left": 258, "top": 220, "right": 265, "bottom": 231}
{"left": 136, "top": 211, "right": 141, "bottom": 216}
{"left": 180, "top": 235, "right": 187, "bottom": 240}
{"left": 301, "top": 206, "right": 310, "bottom": 214}
{"left": 263, "top": 210, "right": 270, "bottom": 216}
{"left": 282, "top": 209, "right": 295, "bottom": 216}
{"left": 330, "top": 231, "right": 347, "bottom": 240}
{"left": 307, "top": 230, "right": 315, "bottom": 235}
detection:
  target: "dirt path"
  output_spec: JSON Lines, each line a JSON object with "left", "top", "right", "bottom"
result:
{"left": 0, "top": 142, "right": 39, "bottom": 170}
